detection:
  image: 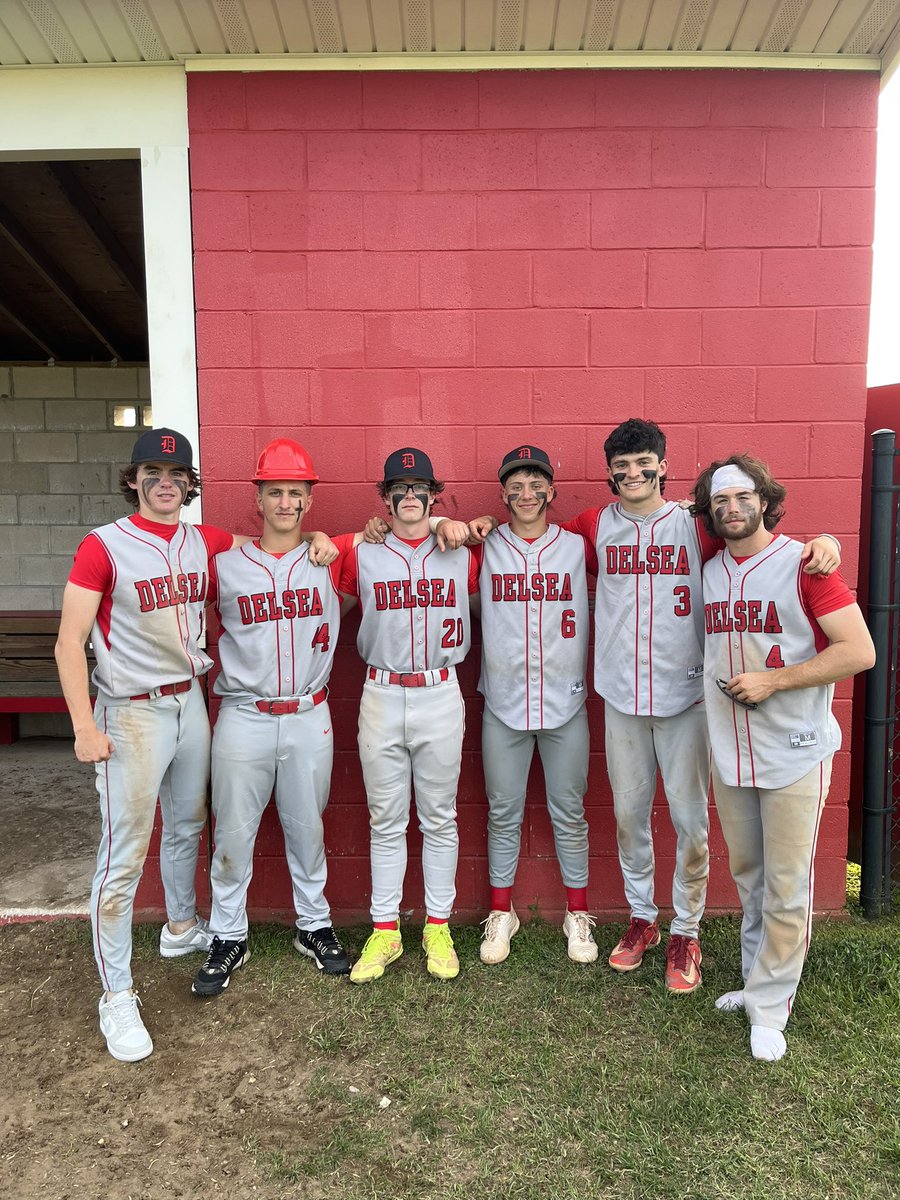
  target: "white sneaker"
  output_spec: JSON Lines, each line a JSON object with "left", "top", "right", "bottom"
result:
{"left": 479, "top": 907, "right": 520, "bottom": 964}
{"left": 159, "top": 917, "right": 212, "bottom": 959}
{"left": 98, "top": 991, "right": 153, "bottom": 1062}
{"left": 562, "top": 910, "right": 598, "bottom": 963}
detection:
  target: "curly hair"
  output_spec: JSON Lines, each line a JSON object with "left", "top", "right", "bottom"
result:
{"left": 119, "top": 464, "right": 201, "bottom": 509}
{"left": 603, "top": 418, "right": 667, "bottom": 496}
{"left": 691, "top": 453, "right": 786, "bottom": 537}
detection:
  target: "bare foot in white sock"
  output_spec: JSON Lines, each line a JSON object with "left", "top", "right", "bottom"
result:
{"left": 750, "top": 1025, "right": 787, "bottom": 1061}
{"left": 715, "top": 990, "right": 745, "bottom": 1013}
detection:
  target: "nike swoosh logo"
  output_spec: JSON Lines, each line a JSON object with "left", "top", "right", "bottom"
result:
{"left": 323, "top": 727, "right": 331, "bottom": 734}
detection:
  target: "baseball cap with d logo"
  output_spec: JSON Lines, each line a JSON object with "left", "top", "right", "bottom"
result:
{"left": 498, "top": 445, "right": 554, "bottom": 483}
{"left": 131, "top": 427, "right": 195, "bottom": 470}
{"left": 383, "top": 447, "right": 437, "bottom": 486}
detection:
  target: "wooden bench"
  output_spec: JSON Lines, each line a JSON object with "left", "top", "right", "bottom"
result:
{"left": 0, "top": 611, "right": 94, "bottom": 743}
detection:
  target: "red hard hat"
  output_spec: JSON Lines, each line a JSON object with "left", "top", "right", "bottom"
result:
{"left": 253, "top": 438, "right": 319, "bottom": 483}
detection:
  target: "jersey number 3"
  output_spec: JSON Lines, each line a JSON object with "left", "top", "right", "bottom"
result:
{"left": 673, "top": 586, "right": 691, "bottom": 617}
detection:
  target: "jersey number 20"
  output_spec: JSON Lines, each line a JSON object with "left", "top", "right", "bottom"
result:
{"left": 441, "top": 618, "right": 464, "bottom": 648}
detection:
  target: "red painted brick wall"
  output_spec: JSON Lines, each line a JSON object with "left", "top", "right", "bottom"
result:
{"left": 187, "top": 68, "right": 878, "bottom": 922}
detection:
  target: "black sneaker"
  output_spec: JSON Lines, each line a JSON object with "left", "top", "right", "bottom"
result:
{"left": 191, "top": 937, "right": 250, "bottom": 997}
{"left": 293, "top": 926, "right": 351, "bottom": 975}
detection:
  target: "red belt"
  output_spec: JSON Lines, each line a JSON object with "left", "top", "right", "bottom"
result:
{"left": 368, "top": 668, "right": 449, "bottom": 688}
{"left": 130, "top": 680, "right": 193, "bottom": 701}
{"left": 256, "top": 688, "right": 327, "bottom": 715}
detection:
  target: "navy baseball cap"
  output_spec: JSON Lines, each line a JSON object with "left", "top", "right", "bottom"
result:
{"left": 498, "top": 445, "right": 554, "bottom": 483}
{"left": 131, "top": 427, "right": 195, "bottom": 470}
{"left": 383, "top": 447, "right": 436, "bottom": 485}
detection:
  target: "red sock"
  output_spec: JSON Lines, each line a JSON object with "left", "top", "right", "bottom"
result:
{"left": 373, "top": 920, "right": 399, "bottom": 931}
{"left": 566, "top": 887, "right": 588, "bottom": 913}
{"left": 426, "top": 915, "right": 448, "bottom": 925}
{"left": 490, "top": 886, "right": 513, "bottom": 912}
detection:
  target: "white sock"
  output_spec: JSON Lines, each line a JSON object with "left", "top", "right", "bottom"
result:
{"left": 715, "top": 990, "right": 745, "bottom": 1012}
{"left": 750, "top": 1025, "right": 787, "bottom": 1061}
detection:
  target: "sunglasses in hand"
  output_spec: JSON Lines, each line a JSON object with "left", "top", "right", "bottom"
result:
{"left": 716, "top": 678, "right": 758, "bottom": 710}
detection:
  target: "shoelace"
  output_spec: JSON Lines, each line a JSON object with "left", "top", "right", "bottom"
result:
{"left": 362, "top": 928, "right": 400, "bottom": 957}
{"left": 482, "top": 911, "right": 511, "bottom": 940}
{"left": 424, "top": 924, "right": 453, "bottom": 954}
{"left": 308, "top": 928, "right": 343, "bottom": 956}
{"left": 667, "top": 935, "right": 691, "bottom": 971}
{"left": 203, "top": 938, "right": 243, "bottom": 973}
{"left": 620, "top": 918, "right": 649, "bottom": 950}
{"left": 568, "top": 912, "right": 596, "bottom": 942}
{"left": 108, "top": 992, "right": 143, "bottom": 1028}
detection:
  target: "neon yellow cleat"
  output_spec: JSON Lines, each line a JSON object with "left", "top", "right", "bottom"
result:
{"left": 349, "top": 928, "right": 403, "bottom": 984}
{"left": 422, "top": 922, "right": 460, "bottom": 981}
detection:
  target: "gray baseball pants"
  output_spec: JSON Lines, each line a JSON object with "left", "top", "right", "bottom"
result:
{"left": 482, "top": 704, "right": 590, "bottom": 889}
{"left": 712, "top": 756, "right": 831, "bottom": 1031}
{"left": 358, "top": 671, "right": 464, "bottom": 923}
{"left": 209, "top": 698, "right": 334, "bottom": 939}
{"left": 91, "top": 682, "right": 210, "bottom": 994}
{"left": 604, "top": 701, "right": 710, "bottom": 938}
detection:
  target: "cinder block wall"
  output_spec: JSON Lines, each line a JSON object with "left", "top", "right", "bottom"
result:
{"left": 0, "top": 364, "right": 148, "bottom": 735}
{"left": 187, "top": 68, "right": 878, "bottom": 920}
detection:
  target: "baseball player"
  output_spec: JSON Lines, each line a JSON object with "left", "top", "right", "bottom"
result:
{"left": 561, "top": 420, "right": 840, "bottom": 993}
{"left": 457, "top": 446, "right": 596, "bottom": 965}
{"left": 192, "top": 439, "right": 361, "bottom": 997}
{"left": 340, "top": 448, "right": 479, "bottom": 984}
{"left": 54, "top": 428, "right": 235, "bottom": 1062}
{"left": 55, "top": 428, "right": 337, "bottom": 1061}
{"left": 693, "top": 454, "right": 873, "bottom": 1060}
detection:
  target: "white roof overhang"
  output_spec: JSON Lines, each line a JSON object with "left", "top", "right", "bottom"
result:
{"left": 1, "top": 1, "right": 899, "bottom": 82}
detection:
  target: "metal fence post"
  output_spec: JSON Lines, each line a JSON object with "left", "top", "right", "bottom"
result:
{"left": 861, "top": 429, "right": 898, "bottom": 918}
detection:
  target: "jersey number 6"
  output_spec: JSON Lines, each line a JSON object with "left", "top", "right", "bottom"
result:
{"left": 561, "top": 609, "right": 576, "bottom": 639}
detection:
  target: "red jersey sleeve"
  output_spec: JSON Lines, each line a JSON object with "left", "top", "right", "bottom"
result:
{"left": 561, "top": 508, "right": 601, "bottom": 576}
{"left": 68, "top": 532, "right": 114, "bottom": 593}
{"left": 328, "top": 532, "right": 358, "bottom": 590}
{"left": 339, "top": 543, "right": 360, "bottom": 597}
{"left": 800, "top": 570, "right": 856, "bottom": 619}
{"left": 467, "top": 546, "right": 481, "bottom": 593}
{"left": 198, "top": 524, "right": 234, "bottom": 557}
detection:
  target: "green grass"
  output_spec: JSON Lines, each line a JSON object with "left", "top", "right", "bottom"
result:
{"left": 177, "top": 911, "right": 900, "bottom": 1200}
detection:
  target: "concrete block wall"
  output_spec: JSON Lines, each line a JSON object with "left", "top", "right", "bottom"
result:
{"left": 0, "top": 365, "right": 149, "bottom": 736}
{"left": 188, "top": 68, "right": 878, "bottom": 919}
{"left": 0, "top": 365, "right": 150, "bottom": 610}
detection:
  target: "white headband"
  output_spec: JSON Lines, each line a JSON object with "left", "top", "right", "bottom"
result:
{"left": 710, "top": 465, "right": 756, "bottom": 495}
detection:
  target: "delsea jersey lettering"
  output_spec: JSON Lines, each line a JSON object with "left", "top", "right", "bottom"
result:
{"left": 703, "top": 599, "right": 784, "bottom": 635}
{"left": 604, "top": 544, "right": 691, "bottom": 576}
{"left": 235, "top": 588, "right": 324, "bottom": 624}
{"left": 372, "top": 578, "right": 457, "bottom": 610}
{"left": 134, "top": 572, "right": 208, "bottom": 611}
{"left": 87, "top": 518, "right": 213, "bottom": 698}
{"left": 489, "top": 572, "right": 574, "bottom": 603}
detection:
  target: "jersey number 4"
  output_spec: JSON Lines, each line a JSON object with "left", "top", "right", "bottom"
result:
{"left": 311, "top": 623, "right": 330, "bottom": 653}
{"left": 765, "top": 645, "right": 785, "bottom": 669}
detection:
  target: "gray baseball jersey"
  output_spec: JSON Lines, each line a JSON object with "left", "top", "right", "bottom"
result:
{"left": 87, "top": 518, "right": 213, "bottom": 698}
{"left": 213, "top": 541, "right": 341, "bottom": 704}
{"left": 594, "top": 501, "right": 706, "bottom": 717}
{"left": 478, "top": 523, "right": 589, "bottom": 731}
{"left": 351, "top": 534, "right": 472, "bottom": 671}
{"left": 703, "top": 535, "right": 842, "bottom": 790}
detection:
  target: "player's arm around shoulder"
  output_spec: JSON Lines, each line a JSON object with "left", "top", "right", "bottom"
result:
{"left": 55, "top": 582, "right": 114, "bottom": 763}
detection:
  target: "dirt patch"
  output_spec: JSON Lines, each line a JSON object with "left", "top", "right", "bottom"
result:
{"left": 0, "top": 922, "right": 340, "bottom": 1200}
